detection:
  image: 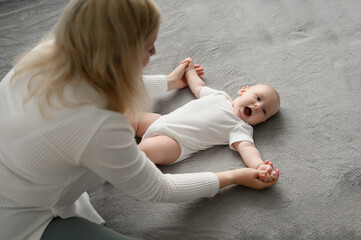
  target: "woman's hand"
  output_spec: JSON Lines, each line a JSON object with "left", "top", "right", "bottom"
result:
{"left": 216, "top": 168, "right": 279, "bottom": 190}
{"left": 166, "top": 59, "right": 204, "bottom": 91}
{"left": 181, "top": 57, "right": 195, "bottom": 72}
{"left": 233, "top": 168, "right": 279, "bottom": 190}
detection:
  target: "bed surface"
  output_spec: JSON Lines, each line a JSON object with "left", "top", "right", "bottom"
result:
{"left": 1, "top": 0, "right": 360, "bottom": 239}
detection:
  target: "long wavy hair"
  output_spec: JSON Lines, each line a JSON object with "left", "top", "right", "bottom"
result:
{"left": 12, "top": 0, "right": 161, "bottom": 116}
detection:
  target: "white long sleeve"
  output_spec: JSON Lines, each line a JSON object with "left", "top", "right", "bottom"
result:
{"left": 0, "top": 69, "right": 219, "bottom": 240}
{"left": 80, "top": 113, "right": 219, "bottom": 202}
{"left": 143, "top": 75, "right": 168, "bottom": 98}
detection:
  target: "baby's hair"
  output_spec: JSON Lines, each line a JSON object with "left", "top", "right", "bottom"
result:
{"left": 12, "top": 0, "right": 161, "bottom": 117}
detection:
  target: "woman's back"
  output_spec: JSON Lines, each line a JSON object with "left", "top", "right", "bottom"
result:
{"left": 0, "top": 67, "right": 109, "bottom": 238}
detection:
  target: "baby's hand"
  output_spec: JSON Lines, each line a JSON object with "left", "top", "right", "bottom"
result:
{"left": 181, "top": 57, "right": 195, "bottom": 72}
{"left": 257, "top": 160, "right": 277, "bottom": 183}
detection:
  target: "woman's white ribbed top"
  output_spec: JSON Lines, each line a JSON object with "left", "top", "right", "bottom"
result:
{"left": 0, "top": 71, "right": 219, "bottom": 240}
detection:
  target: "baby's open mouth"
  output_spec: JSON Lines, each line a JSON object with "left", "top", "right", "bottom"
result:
{"left": 244, "top": 107, "right": 252, "bottom": 117}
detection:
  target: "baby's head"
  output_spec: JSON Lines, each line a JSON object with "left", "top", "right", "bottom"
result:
{"left": 232, "top": 84, "right": 280, "bottom": 126}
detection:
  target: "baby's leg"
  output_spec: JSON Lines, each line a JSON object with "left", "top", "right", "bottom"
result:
{"left": 126, "top": 112, "right": 161, "bottom": 138}
{"left": 139, "top": 135, "right": 181, "bottom": 165}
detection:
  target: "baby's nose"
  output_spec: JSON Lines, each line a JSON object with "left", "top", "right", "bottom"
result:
{"left": 254, "top": 103, "right": 260, "bottom": 111}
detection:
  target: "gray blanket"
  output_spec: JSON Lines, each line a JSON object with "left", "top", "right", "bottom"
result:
{"left": 1, "top": 0, "right": 360, "bottom": 239}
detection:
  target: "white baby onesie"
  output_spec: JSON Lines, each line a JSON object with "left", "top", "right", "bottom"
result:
{"left": 143, "top": 87, "right": 254, "bottom": 162}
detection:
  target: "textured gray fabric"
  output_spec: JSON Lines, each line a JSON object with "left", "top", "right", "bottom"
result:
{"left": 1, "top": 0, "right": 360, "bottom": 239}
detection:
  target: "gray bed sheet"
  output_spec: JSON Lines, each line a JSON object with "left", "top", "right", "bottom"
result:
{"left": 1, "top": 0, "right": 360, "bottom": 239}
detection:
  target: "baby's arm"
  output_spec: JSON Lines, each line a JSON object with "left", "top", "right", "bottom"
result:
{"left": 183, "top": 58, "right": 206, "bottom": 99}
{"left": 233, "top": 141, "right": 278, "bottom": 182}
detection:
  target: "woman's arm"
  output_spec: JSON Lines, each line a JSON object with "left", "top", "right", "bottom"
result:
{"left": 80, "top": 115, "right": 278, "bottom": 203}
{"left": 142, "top": 75, "right": 168, "bottom": 98}
{"left": 80, "top": 114, "right": 219, "bottom": 202}
{"left": 216, "top": 168, "right": 279, "bottom": 190}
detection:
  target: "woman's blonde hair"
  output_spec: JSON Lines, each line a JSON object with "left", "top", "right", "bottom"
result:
{"left": 12, "top": 0, "right": 161, "bottom": 115}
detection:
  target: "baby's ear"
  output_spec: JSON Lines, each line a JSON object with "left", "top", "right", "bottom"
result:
{"left": 238, "top": 86, "right": 249, "bottom": 95}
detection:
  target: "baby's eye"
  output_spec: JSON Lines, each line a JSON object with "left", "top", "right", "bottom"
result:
{"left": 257, "top": 96, "right": 261, "bottom": 101}
{"left": 263, "top": 109, "right": 266, "bottom": 114}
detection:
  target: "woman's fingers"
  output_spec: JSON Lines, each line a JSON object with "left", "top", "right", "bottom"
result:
{"left": 181, "top": 58, "right": 191, "bottom": 64}
{"left": 182, "top": 61, "right": 189, "bottom": 67}
{"left": 259, "top": 169, "right": 279, "bottom": 183}
{"left": 270, "top": 169, "right": 279, "bottom": 182}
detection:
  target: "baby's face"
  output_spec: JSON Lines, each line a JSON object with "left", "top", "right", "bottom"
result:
{"left": 232, "top": 84, "right": 280, "bottom": 126}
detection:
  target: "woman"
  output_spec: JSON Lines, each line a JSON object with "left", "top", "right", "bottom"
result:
{"left": 0, "top": 0, "right": 279, "bottom": 239}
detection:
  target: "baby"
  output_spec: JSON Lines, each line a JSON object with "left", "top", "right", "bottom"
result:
{"left": 131, "top": 58, "right": 280, "bottom": 182}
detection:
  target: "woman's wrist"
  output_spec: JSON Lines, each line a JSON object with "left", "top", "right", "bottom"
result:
{"left": 215, "top": 170, "right": 235, "bottom": 189}
{"left": 166, "top": 74, "right": 175, "bottom": 91}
